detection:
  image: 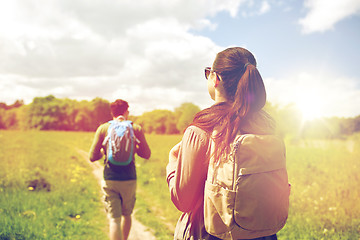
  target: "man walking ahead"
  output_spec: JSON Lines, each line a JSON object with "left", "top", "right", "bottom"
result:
{"left": 89, "top": 99, "right": 151, "bottom": 240}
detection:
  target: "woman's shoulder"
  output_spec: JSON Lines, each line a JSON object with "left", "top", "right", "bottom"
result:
{"left": 183, "top": 125, "right": 210, "bottom": 141}
{"left": 186, "top": 125, "right": 208, "bottom": 134}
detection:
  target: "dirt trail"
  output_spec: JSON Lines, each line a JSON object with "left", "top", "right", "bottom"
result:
{"left": 77, "top": 149, "right": 157, "bottom": 240}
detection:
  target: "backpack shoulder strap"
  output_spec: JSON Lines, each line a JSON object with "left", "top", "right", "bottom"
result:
{"left": 229, "top": 134, "right": 247, "bottom": 190}
{"left": 208, "top": 135, "right": 244, "bottom": 188}
{"left": 102, "top": 121, "right": 116, "bottom": 146}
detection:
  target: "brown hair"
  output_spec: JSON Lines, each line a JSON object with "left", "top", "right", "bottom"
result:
{"left": 191, "top": 47, "right": 266, "bottom": 161}
{"left": 110, "top": 99, "right": 129, "bottom": 118}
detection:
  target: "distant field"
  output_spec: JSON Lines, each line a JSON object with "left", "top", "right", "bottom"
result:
{"left": 1, "top": 130, "right": 359, "bottom": 239}
{"left": 279, "top": 136, "right": 360, "bottom": 239}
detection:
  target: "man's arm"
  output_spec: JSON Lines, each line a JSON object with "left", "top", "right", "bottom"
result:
{"left": 89, "top": 124, "right": 107, "bottom": 162}
{"left": 134, "top": 124, "right": 151, "bottom": 159}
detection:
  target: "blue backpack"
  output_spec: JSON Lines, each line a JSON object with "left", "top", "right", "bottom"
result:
{"left": 103, "top": 120, "right": 135, "bottom": 166}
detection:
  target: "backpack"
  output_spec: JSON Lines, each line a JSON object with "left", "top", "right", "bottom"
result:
{"left": 103, "top": 120, "right": 135, "bottom": 166}
{"left": 204, "top": 134, "right": 290, "bottom": 240}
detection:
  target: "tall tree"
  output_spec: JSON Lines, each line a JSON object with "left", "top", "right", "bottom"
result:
{"left": 136, "top": 109, "right": 176, "bottom": 134}
{"left": 27, "top": 95, "right": 65, "bottom": 130}
{"left": 89, "top": 98, "right": 112, "bottom": 130}
{"left": 174, "top": 102, "right": 200, "bottom": 132}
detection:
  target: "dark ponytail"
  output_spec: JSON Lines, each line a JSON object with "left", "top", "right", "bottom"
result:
{"left": 191, "top": 47, "right": 266, "bottom": 161}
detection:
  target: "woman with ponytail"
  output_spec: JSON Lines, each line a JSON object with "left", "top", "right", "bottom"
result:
{"left": 166, "top": 47, "right": 279, "bottom": 240}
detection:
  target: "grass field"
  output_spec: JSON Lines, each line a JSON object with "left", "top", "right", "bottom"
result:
{"left": 279, "top": 136, "right": 360, "bottom": 239}
{"left": 0, "top": 130, "right": 107, "bottom": 240}
{"left": 1, "top": 130, "right": 360, "bottom": 239}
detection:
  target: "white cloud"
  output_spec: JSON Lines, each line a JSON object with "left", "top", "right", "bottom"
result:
{"left": 9, "top": 0, "right": 353, "bottom": 118}
{"left": 259, "top": 1, "right": 271, "bottom": 15}
{"left": 299, "top": 0, "right": 360, "bottom": 34}
{"left": 264, "top": 72, "right": 360, "bottom": 118}
{"left": 212, "top": 0, "right": 246, "bottom": 17}
{"left": 1, "top": 0, "right": 242, "bottom": 114}
{"left": 241, "top": 0, "right": 271, "bottom": 17}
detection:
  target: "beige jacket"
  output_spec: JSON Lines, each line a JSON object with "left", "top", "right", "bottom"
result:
{"left": 166, "top": 110, "right": 277, "bottom": 214}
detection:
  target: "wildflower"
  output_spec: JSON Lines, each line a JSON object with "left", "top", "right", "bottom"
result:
{"left": 75, "top": 215, "right": 81, "bottom": 219}
{"left": 21, "top": 210, "right": 36, "bottom": 219}
{"left": 28, "top": 187, "right": 34, "bottom": 191}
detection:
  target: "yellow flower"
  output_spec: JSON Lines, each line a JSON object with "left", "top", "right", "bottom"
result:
{"left": 21, "top": 210, "right": 36, "bottom": 219}
{"left": 75, "top": 215, "right": 81, "bottom": 219}
{"left": 28, "top": 187, "right": 34, "bottom": 191}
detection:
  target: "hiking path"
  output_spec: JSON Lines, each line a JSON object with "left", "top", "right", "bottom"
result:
{"left": 77, "top": 149, "right": 157, "bottom": 240}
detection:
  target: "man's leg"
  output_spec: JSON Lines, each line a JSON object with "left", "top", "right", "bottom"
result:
{"left": 109, "top": 217, "right": 122, "bottom": 240}
{"left": 122, "top": 215, "right": 132, "bottom": 240}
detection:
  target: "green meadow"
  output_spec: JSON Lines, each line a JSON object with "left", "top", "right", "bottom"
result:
{"left": 0, "top": 131, "right": 107, "bottom": 240}
{"left": 0, "top": 130, "right": 359, "bottom": 239}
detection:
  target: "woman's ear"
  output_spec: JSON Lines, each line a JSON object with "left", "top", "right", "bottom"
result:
{"left": 214, "top": 74, "right": 221, "bottom": 87}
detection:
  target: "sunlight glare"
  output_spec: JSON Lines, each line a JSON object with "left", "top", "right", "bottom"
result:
{"left": 295, "top": 93, "right": 325, "bottom": 121}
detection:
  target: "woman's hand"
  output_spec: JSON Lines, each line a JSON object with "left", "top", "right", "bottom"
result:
{"left": 166, "top": 142, "right": 182, "bottom": 185}
{"left": 169, "top": 142, "right": 181, "bottom": 162}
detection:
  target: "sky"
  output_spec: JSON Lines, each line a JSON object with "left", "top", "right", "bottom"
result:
{"left": 0, "top": 0, "right": 360, "bottom": 119}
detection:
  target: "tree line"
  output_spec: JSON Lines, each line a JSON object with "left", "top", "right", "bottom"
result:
{"left": 264, "top": 103, "right": 360, "bottom": 139}
{"left": 1, "top": 95, "right": 360, "bottom": 138}
{"left": 0, "top": 95, "right": 200, "bottom": 134}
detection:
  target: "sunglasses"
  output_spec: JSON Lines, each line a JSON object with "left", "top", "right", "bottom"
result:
{"left": 204, "top": 67, "right": 213, "bottom": 80}
{"left": 205, "top": 67, "right": 220, "bottom": 81}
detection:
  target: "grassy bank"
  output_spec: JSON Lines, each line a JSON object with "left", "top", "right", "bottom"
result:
{"left": 0, "top": 130, "right": 107, "bottom": 240}
{"left": 278, "top": 136, "right": 360, "bottom": 239}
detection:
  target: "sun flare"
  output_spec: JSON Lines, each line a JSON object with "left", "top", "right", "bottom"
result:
{"left": 295, "top": 93, "right": 325, "bottom": 121}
